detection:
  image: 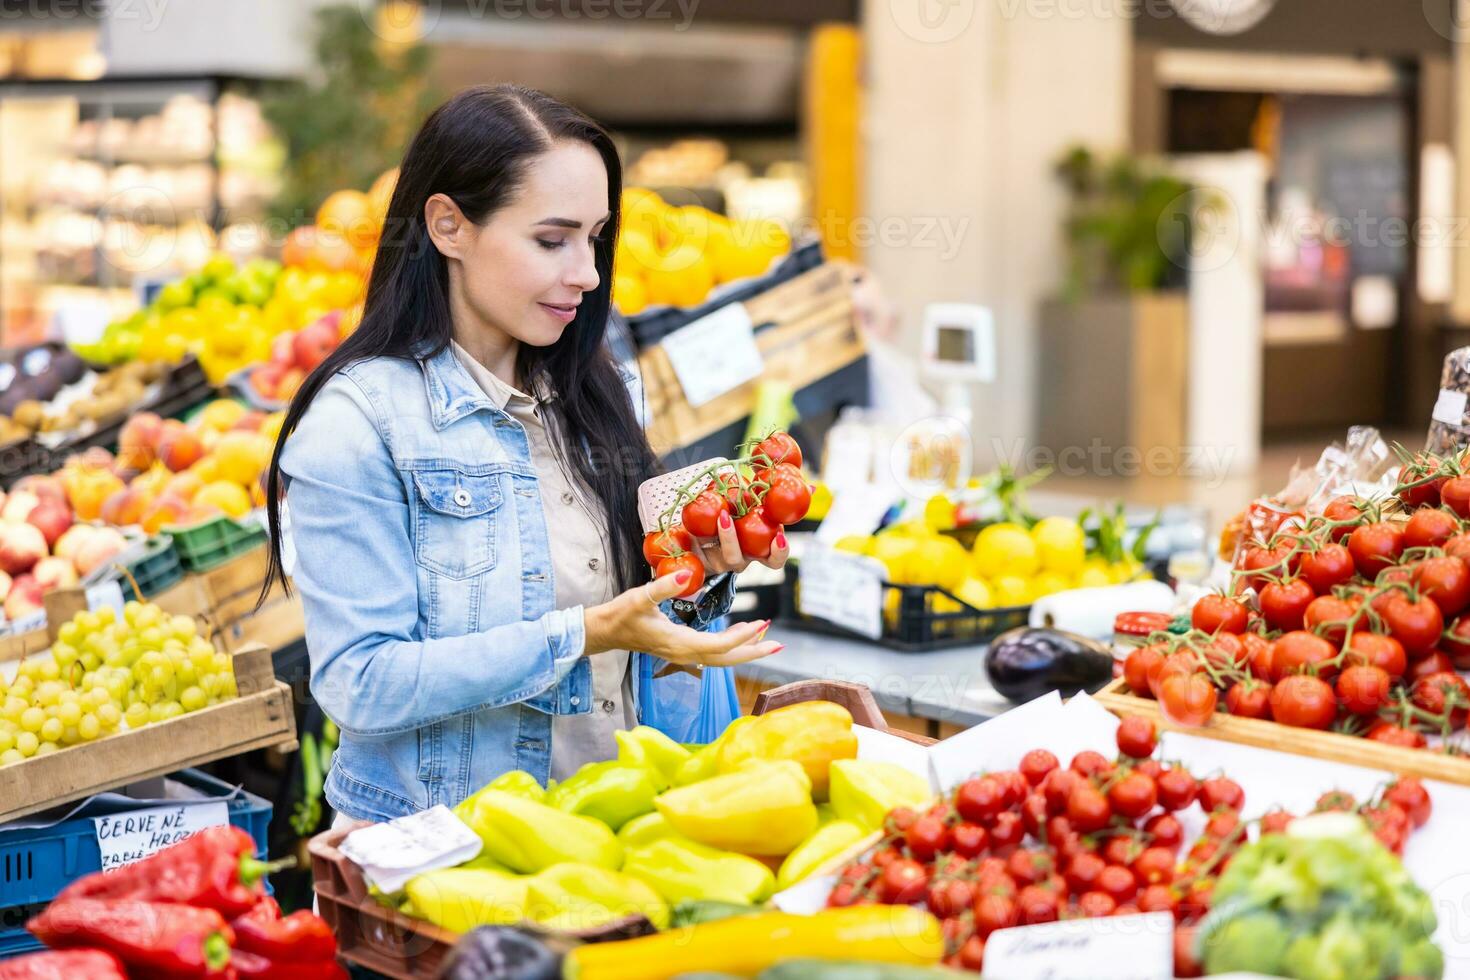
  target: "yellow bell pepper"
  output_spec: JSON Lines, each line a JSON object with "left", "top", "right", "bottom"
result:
{"left": 776, "top": 818, "right": 869, "bottom": 890}
{"left": 622, "top": 837, "right": 775, "bottom": 906}
{"left": 545, "top": 761, "right": 661, "bottom": 830}
{"left": 673, "top": 716, "right": 757, "bottom": 786}
{"left": 459, "top": 852, "right": 515, "bottom": 873}
{"left": 562, "top": 905, "right": 944, "bottom": 980}
{"left": 453, "top": 769, "right": 545, "bottom": 822}
{"left": 402, "top": 868, "right": 527, "bottom": 933}
{"left": 654, "top": 760, "right": 818, "bottom": 856}
{"left": 614, "top": 726, "right": 691, "bottom": 788}
{"left": 715, "top": 701, "right": 858, "bottom": 799}
{"left": 828, "top": 760, "right": 933, "bottom": 831}
{"left": 525, "top": 862, "right": 669, "bottom": 932}
{"left": 617, "top": 812, "right": 675, "bottom": 849}
{"left": 463, "top": 790, "right": 622, "bottom": 873}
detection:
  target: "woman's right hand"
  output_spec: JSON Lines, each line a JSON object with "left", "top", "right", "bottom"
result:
{"left": 584, "top": 569, "right": 781, "bottom": 667}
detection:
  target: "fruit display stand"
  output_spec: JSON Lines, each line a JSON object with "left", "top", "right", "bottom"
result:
{"left": 638, "top": 259, "right": 862, "bottom": 456}
{"left": 1093, "top": 676, "right": 1470, "bottom": 787}
{"left": 0, "top": 639, "right": 297, "bottom": 824}
{"left": 308, "top": 679, "right": 933, "bottom": 979}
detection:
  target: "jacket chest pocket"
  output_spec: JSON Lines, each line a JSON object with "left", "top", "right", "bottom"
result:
{"left": 409, "top": 468, "right": 501, "bottom": 579}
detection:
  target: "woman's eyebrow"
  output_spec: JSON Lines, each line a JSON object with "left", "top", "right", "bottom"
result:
{"left": 535, "top": 212, "right": 612, "bottom": 229}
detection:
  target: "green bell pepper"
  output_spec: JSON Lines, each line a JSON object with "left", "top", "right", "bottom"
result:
{"left": 545, "top": 760, "right": 661, "bottom": 831}
{"left": 463, "top": 789, "right": 622, "bottom": 873}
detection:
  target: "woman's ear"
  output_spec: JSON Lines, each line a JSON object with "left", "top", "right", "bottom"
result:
{"left": 424, "top": 193, "right": 469, "bottom": 259}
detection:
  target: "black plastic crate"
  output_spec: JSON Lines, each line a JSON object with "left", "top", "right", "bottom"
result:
{"left": 777, "top": 564, "right": 1031, "bottom": 653}
{"left": 626, "top": 240, "right": 825, "bottom": 349}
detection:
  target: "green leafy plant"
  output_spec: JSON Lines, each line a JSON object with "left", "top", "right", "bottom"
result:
{"left": 1054, "top": 145, "right": 1193, "bottom": 301}
{"left": 262, "top": 4, "right": 438, "bottom": 226}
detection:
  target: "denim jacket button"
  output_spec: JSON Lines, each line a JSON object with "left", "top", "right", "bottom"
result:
{"left": 570, "top": 696, "right": 581, "bottom": 706}
{"left": 561, "top": 491, "right": 574, "bottom": 505}
{"left": 453, "top": 489, "right": 471, "bottom": 507}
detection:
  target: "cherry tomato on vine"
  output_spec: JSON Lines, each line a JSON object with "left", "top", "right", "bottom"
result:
{"left": 1115, "top": 716, "right": 1157, "bottom": 759}
{"left": 1397, "top": 457, "right": 1447, "bottom": 508}
{"left": 1124, "top": 645, "right": 1165, "bottom": 696}
{"left": 1159, "top": 673, "right": 1217, "bottom": 727}
{"left": 1191, "top": 595, "right": 1248, "bottom": 634}
{"left": 642, "top": 526, "right": 693, "bottom": 566}
{"left": 1442, "top": 477, "right": 1470, "bottom": 519}
{"left": 1019, "top": 748, "right": 1059, "bottom": 786}
{"left": 1348, "top": 522, "right": 1405, "bottom": 579}
{"left": 879, "top": 858, "right": 929, "bottom": 904}
{"left": 733, "top": 506, "right": 779, "bottom": 559}
{"left": 1076, "top": 891, "right": 1118, "bottom": 919}
{"left": 1156, "top": 768, "right": 1198, "bottom": 811}
{"left": 1042, "top": 769, "right": 1081, "bottom": 816}
{"left": 1269, "top": 674, "right": 1338, "bottom": 730}
{"left": 754, "top": 431, "right": 803, "bottom": 470}
{"left": 1385, "top": 776, "right": 1432, "bottom": 828}
{"left": 954, "top": 775, "right": 1007, "bottom": 824}
{"left": 1365, "top": 721, "right": 1428, "bottom": 748}
{"left": 1260, "top": 578, "right": 1314, "bottom": 632}
{"left": 1342, "top": 632, "right": 1406, "bottom": 679}
{"left": 1132, "top": 846, "right": 1176, "bottom": 887}
{"left": 1411, "top": 671, "right": 1470, "bottom": 729}
{"left": 1259, "top": 810, "right": 1295, "bottom": 835}
{"left": 1380, "top": 592, "right": 1445, "bottom": 656}
{"left": 1407, "top": 649, "right": 1456, "bottom": 683}
{"left": 1303, "top": 595, "right": 1354, "bottom": 646}
{"left": 679, "top": 490, "right": 729, "bottom": 538}
{"left": 1269, "top": 630, "right": 1338, "bottom": 682}
{"left": 1225, "top": 680, "right": 1272, "bottom": 719}
{"left": 1443, "top": 614, "right": 1470, "bottom": 671}
{"left": 760, "top": 464, "right": 811, "bottom": 526}
{"left": 1405, "top": 507, "right": 1460, "bottom": 551}
{"left": 1415, "top": 555, "right": 1470, "bottom": 618}
{"left": 655, "top": 553, "right": 705, "bottom": 598}
{"left": 1239, "top": 543, "right": 1297, "bottom": 591}
{"left": 926, "top": 878, "right": 976, "bottom": 920}
{"left": 1322, "top": 496, "right": 1366, "bottom": 542}
{"left": 1242, "top": 632, "right": 1275, "bottom": 681}
{"left": 1336, "top": 663, "right": 1392, "bottom": 715}
{"left": 1300, "top": 542, "right": 1357, "bottom": 594}
{"left": 1108, "top": 772, "right": 1158, "bottom": 819}
{"left": 1066, "top": 785, "right": 1113, "bottom": 833}
{"left": 1144, "top": 812, "right": 1184, "bottom": 851}
{"left": 1070, "top": 750, "right": 1113, "bottom": 778}
{"left": 1198, "top": 777, "right": 1244, "bottom": 813}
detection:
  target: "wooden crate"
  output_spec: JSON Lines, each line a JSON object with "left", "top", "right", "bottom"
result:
{"left": 1093, "top": 677, "right": 1470, "bottom": 786}
{"left": 188, "top": 546, "right": 305, "bottom": 653}
{"left": 640, "top": 261, "right": 863, "bottom": 454}
{"left": 0, "top": 643, "right": 298, "bottom": 823}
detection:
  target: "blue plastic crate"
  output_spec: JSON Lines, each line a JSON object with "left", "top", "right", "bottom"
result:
{"left": 0, "top": 769, "right": 272, "bottom": 958}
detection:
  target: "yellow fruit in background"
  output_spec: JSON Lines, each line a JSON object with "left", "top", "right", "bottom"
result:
{"left": 163, "top": 308, "right": 206, "bottom": 339}
{"left": 612, "top": 274, "right": 649, "bottom": 315}
{"left": 1076, "top": 560, "right": 1113, "bottom": 589}
{"left": 367, "top": 167, "right": 398, "bottom": 226}
{"left": 1032, "top": 571, "right": 1073, "bottom": 598}
{"left": 716, "top": 218, "right": 790, "bottom": 281}
{"left": 189, "top": 456, "right": 222, "bottom": 484}
{"left": 317, "top": 189, "right": 378, "bottom": 250}
{"left": 991, "top": 574, "right": 1034, "bottom": 607}
{"left": 643, "top": 243, "right": 715, "bottom": 309}
{"left": 212, "top": 432, "right": 270, "bottom": 487}
{"left": 972, "top": 523, "right": 1039, "bottom": 579}
{"left": 915, "top": 535, "right": 968, "bottom": 591}
{"left": 197, "top": 400, "right": 246, "bottom": 433}
{"left": 1031, "top": 517, "right": 1086, "bottom": 576}
{"left": 322, "top": 271, "right": 365, "bottom": 309}
{"left": 954, "top": 577, "right": 994, "bottom": 611}
{"left": 195, "top": 295, "right": 235, "bottom": 322}
{"left": 615, "top": 227, "right": 661, "bottom": 277}
{"left": 833, "top": 535, "right": 872, "bottom": 556}
{"left": 260, "top": 411, "right": 286, "bottom": 445}
{"left": 208, "top": 315, "right": 251, "bottom": 358}
{"left": 195, "top": 481, "right": 251, "bottom": 518}
{"left": 1110, "top": 558, "right": 1147, "bottom": 584}
{"left": 923, "top": 495, "right": 957, "bottom": 531}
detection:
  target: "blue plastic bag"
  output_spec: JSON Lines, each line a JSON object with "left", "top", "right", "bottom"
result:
{"left": 637, "top": 656, "right": 741, "bottom": 745}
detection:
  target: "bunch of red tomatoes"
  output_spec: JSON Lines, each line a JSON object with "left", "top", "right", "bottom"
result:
{"left": 642, "top": 431, "right": 810, "bottom": 597}
{"left": 1126, "top": 450, "right": 1470, "bottom": 744}
{"left": 826, "top": 717, "right": 1433, "bottom": 975}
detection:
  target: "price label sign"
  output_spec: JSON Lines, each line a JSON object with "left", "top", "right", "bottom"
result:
{"left": 660, "top": 302, "right": 764, "bottom": 407}
{"left": 797, "top": 545, "right": 886, "bottom": 640}
{"left": 93, "top": 802, "right": 230, "bottom": 872}
{"left": 982, "top": 912, "right": 1174, "bottom": 979}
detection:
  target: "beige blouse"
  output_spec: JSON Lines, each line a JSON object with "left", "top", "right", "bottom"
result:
{"left": 451, "top": 342, "right": 638, "bottom": 782}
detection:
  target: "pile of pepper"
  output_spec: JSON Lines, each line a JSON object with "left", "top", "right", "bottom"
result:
{"left": 3, "top": 825, "right": 343, "bottom": 979}
{"left": 395, "top": 702, "right": 935, "bottom": 938}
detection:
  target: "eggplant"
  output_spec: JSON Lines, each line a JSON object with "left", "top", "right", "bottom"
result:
{"left": 438, "top": 925, "right": 562, "bottom": 980}
{"left": 984, "top": 626, "right": 1114, "bottom": 703}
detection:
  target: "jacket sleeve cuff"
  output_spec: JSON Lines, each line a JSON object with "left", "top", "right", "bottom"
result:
{"left": 544, "top": 605, "right": 586, "bottom": 681}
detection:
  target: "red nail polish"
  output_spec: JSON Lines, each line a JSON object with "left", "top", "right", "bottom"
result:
{"left": 675, "top": 570, "right": 691, "bottom": 584}
{"left": 770, "top": 643, "right": 785, "bottom": 654}
{"left": 719, "top": 512, "right": 732, "bottom": 529}
{"left": 776, "top": 532, "right": 787, "bottom": 548}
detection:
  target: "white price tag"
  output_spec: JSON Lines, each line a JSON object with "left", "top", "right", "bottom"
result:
{"left": 797, "top": 545, "right": 886, "bottom": 640}
{"left": 982, "top": 913, "right": 1174, "bottom": 979}
{"left": 814, "top": 483, "right": 892, "bottom": 546}
{"left": 660, "top": 303, "right": 763, "bottom": 407}
{"left": 93, "top": 802, "right": 230, "bottom": 872}
{"left": 339, "top": 805, "right": 482, "bottom": 893}
{"left": 1433, "top": 389, "right": 1468, "bottom": 426}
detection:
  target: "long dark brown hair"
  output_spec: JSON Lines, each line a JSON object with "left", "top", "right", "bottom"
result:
{"left": 261, "top": 84, "right": 658, "bottom": 603}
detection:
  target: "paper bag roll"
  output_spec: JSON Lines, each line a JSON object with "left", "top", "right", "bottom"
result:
{"left": 1027, "top": 581, "right": 1177, "bottom": 640}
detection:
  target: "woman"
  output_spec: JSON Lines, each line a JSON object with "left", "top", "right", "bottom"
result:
{"left": 262, "top": 85, "right": 787, "bottom": 823}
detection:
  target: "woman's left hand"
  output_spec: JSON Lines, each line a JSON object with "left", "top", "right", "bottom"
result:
{"left": 691, "top": 510, "right": 790, "bottom": 574}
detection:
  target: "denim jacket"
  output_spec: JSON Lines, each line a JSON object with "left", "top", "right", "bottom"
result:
{"left": 280, "top": 346, "right": 732, "bottom": 822}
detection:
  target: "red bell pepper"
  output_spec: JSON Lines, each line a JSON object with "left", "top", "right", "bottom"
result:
{"left": 230, "top": 950, "right": 349, "bottom": 980}
{"left": 231, "top": 898, "right": 338, "bottom": 963}
{"left": 28, "top": 898, "right": 234, "bottom": 977}
{"left": 0, "top": 949, "right": 128, "bottom": 980}
{"left": 57, "top": 825, "right": 287, "bottom": 919}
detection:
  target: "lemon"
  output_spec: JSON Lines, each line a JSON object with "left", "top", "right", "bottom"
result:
{"left": 1077, "top": 565, "right": 1114, "bottom": 589}
{"left": 915, "top": 535, "right": 969, "bottom": 590}
{"left": 991, "top": 574, "right": 1034, "bottom": 607}
{"left": 872, "top": 536, "right": 919, "bottom": 584}
{"left": 1032, "top": 516, "right": 1086, "bottom": 576}
{"left": 613, "top": 273, "right": 649, "bottom": 315}
{"left": 1110, "top": 558, "right": 1149, "bottom": 583}
{"left": 807, "top": 482, "right": 833, "bottom": 521}
{"left": 954, "top": 577, "right": 994, "bottom": 610}
{"left": 1032, "top": 571, "right": 1073, "bottom": 598}
{"left": 972, "top": 523, "right": 1039, "bottom": 579}
{"left": 923, "top": 494, "right": 957, "bottom": 531}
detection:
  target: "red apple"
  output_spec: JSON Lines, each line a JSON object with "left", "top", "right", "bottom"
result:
{"left": 270, "top": 334, "right": 295, "bottom": 365}
{"left": 25, "top": 499, "right": 73, "bottom": 548}
{"left": 4, "top": 574, "right": 42, "bottom": 621}
{"left": 2, "top": 491, "right": 39, "bottom": 524}
{"left": 0, "top": 522, "right": 48, "bottom": 575}
{"left": 292, "top": 320, "right": 339, "bottom": 372}
{"left": 32, "top": 556, "right": 78, "bottom": 591}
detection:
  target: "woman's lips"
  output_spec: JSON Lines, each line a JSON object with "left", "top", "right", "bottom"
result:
{"left": 539, "top": 302, "right": 578, "bottom": 323}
